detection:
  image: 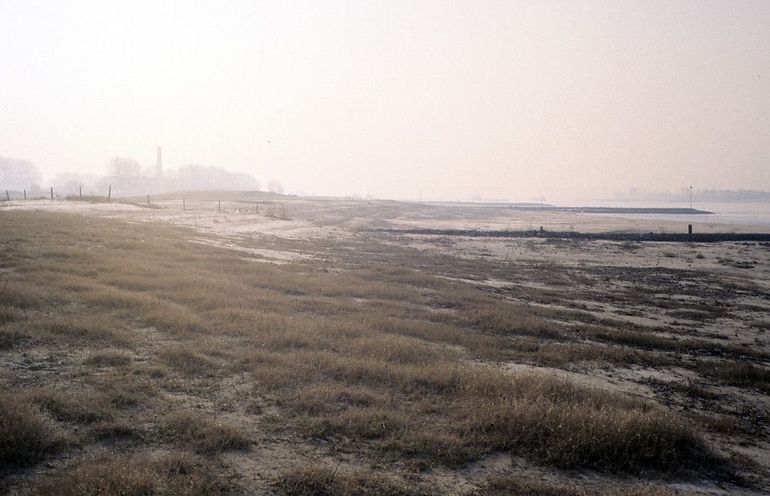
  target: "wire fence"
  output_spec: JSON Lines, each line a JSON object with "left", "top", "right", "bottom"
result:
{"left": 1, "top": 187, "right": 294, "bottom": 220}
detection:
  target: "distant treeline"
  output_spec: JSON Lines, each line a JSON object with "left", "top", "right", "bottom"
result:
{"left": 85, "top": 163, "right": 262, "bottom": 197}
{"left": 0, "top": 155, "right": 267, "bottom": 198}
{"left": 617, "top": 188, "right": 770, "bottom": 203}
{"left": 0, "top": 156, "right": 42, "bottom": 191}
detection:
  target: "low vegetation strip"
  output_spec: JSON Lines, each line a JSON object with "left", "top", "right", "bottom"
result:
{"left": 372, "top": 228, "right": 770, "bottom": 242}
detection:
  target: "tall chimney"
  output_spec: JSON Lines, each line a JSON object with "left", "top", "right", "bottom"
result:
{"left": 156, "top": 146, "right": 163, "bottom": 177}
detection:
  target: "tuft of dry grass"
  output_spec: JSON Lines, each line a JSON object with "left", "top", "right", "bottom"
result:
{"left": 367, "top": 315, "right": 503, "bottom": 359}
{"left": 42, "top": 314, "right": 124, "bottom": 344}
{"left": 0, "top": 391, "right": 66, "bottom": 468}
{"left": 0, "top": 282, "right": 42, "bottom": 309}
{"left": 450, "top": 371, "right": 708, "bottom": 472}
{"left": 24, "top": 453, "right": 238, "bottom": 496}
{"left": 91, "top": 420, "right": 143, "bottom": 442}
{"left": 0, "top": 326, "right": 27, "bottom": 349}
{"left": 578, "top": 324, "right": 770, "bottom": 361}
{"left": 388, "top": 428, "right": 473, "bottom": 466}
{"left": 131, "top": 362, "right": 169, "bottom": 378}
{"left": 300, "top": 406, "right": 406, "bottom": 440}
{"left": 476, "top": 476, "right": 678, "bottom": 496}
{"left": 463, "top": 305, "right": 564, "bottom": 340}
{"left": 30, "top": 388, "right": 114, "bottom": 423}
{"left": 84, "top": 350, "right": 132, "bottom": 367}
{"left": 275, "top": 467, "right": 423, "bottom": 496}
{"left": 161, "top": 346, "right": 217, "bottom": 376}
{"left": 698, "top": 360, "right": 770, "bottom": 393}
{"left": 97, "top": 372, "right": 158, "bottom": 409}
{"left": 0, "top": 305, "right": 23, "bottom": 324}
{"left": 285, "top": 383, "right": 389, "bottom": 416}
{"left": 163, "top": 412, "right": 252, "bottom": 453}
{"left": 266, "top": 352, "right": 712, "bottom": 472}
{"left": 533, "top": 342, "right": 664, "bottom": 368}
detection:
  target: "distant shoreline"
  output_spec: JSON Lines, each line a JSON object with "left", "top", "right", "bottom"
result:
{"left": 427, "top": 202, "right": 712, "bottom": 215}
{"left": 503, "top": 206, "right": 712, "bottom": 215}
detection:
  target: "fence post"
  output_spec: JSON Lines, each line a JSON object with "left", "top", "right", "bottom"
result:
{"left": 79, "top": 184, "right": 82, "bottom": 199}
{"left": 107, "top": 185, "right": 111, "bottom": 201}
{"left": 5, "top": 190, "right": 9, "bottom": 201}
{"left": 50, "top": 187, "right": 54, "bottom": 200}
{"left": 147, "top": 194, "right": 150, "bottom": 206}
{"left": 183, "top": 198, "right": 185, "bottom": 210}
{"left": 218, "top": 200, "right": 221, "bottom": 212}
{"left": 23, "top": 189, "right": 26, "bottom": 201}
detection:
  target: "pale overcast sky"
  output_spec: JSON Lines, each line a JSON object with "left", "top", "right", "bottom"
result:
{"left": 1, "top": 1, "right": 769, "bottom": 200}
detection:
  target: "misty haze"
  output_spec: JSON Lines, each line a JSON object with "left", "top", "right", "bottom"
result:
{"left": 2, "top": 2, "right": 770, "bottom": 495}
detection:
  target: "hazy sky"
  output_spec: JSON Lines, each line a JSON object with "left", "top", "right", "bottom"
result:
{"left": 2, "top": 1, "right": 769, "bottom": 200}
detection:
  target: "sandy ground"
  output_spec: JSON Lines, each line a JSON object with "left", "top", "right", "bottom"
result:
{"left": 5, "top": 196, "right": 769, "bottom": 357}
{"left": 3, "top": 195, "right": 770, "bottom": 494}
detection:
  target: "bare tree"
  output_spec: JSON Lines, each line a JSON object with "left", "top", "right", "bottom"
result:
{"left": 0, "top": 156, "right": 41, "bottom": 190}
{"left": 107, "top": 157, "right": 141, "bottom": 178}
{"left": 267, "top": 179, "right": 284, "bottom": 195}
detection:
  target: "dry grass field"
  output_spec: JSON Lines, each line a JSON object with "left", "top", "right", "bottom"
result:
{"left": 1, "top": 194, "right": 769, "bottom": 495}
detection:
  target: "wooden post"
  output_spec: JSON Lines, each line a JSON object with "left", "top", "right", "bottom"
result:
{"left": 79, "top": 184, "right": 82, "bottom": 199}
{"left": 23, "top": 189, "right": 26, "bottom": 201}
{"left": 50, "top": 187, "right": 53, "bottom": 200}
{"left": 183, "top": 198, "right": 185, "bottom": 210}
{"left": 107, "top": 185, "right": 111, "bottom": 201}
{"left": 147, "top": 194, "right": 150, "bottom": 205}
{"left": 218, "top": 200, "right": 221, "bottom": 212}
{"left": 5, "top": 190, "right": 9, "bottom": 201}
{"left": 255, "top": 202, "right": 259, "bottom": 214}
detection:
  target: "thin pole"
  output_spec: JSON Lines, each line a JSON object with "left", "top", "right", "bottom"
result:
{"left": 79, "top": 184, "right": 82, "bottom": 199}
{"left": 23, "top": 189, "right": 26, "bottom": 201}
{"left": 50, "top": 187, "right": 53, "bottom": 200}
{"left": 147, "top": 194, "right": 150, "bottom": 205}
{"left": 183, "top": 198, "right": 185, "bottom": 210}
{"left": 107, "top": 184, "right": 111, "bottom": 201}
{"left": 218, "top": 200, "right": 221, "bottom": 212}
{"left": 689, "top": 186, "right": 693, "bottom": 210}
{"left": 5, "top": 190, "right": 9, "bottom": 201}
